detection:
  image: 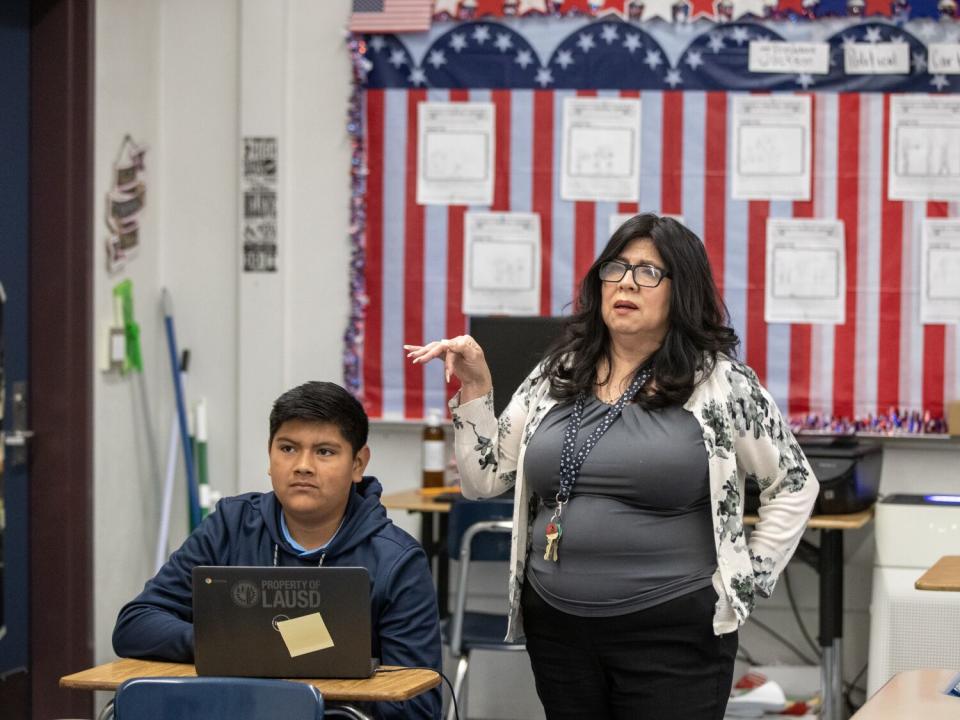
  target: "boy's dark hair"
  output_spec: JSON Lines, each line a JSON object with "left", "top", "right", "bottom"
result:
{"left": 268, "top": 381, "right": 369, "bottom": 454}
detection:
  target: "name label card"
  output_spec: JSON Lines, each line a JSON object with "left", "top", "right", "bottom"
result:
{"left": 844, "top": 43, "right": 910, "bottom": 75}
{"left": 749, "top": 41, "right": 830, "bottom": 74}
{"left": 929, "top": 44, "right": 960, "bottom": 74}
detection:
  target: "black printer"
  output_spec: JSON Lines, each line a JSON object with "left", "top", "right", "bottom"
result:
{"left": 744, "top": 439, "right": 882, "bottom": 515}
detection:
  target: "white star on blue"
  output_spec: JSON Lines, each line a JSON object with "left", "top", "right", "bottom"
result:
{"left": 427, "top": 49, "right": 447, "bottom": 69}
{"left": 795, "top": 73, "right": 814, "bottom": 89}
{"left": 685, "top": 50, "right": 703, "bottom": 70}
{"left": 644, "top": 49, "right": 663, "bottom": 70}
{"left": 601, "top": 24, "right": 619, "bottom": 45}
{"left": 912, "top": 52, "right": 927, "bottom": 73}
{"left": 708, "top": 32, "right": 725, "bottom": 54}
{"left": 388, "top": 49, "right": 407, "bottom": 68}
{"left": 930, "top": 74, "right": 949, "bottom": 91}
{"left": 369, "top": 35, "right": 386, "bottom": 53}
{"left": 623, "top": 33, "right": 642, "bottom": 54}
{"left": 556, "top": 49, "right": 575, "bottom": 69}
{"left": 577, "top": 33, "right": 596, "bottom": 53}
{"left": 472, "top": 25, "right": 491, "bottom": 45}
{"left": 448, "top": 33, "right": 467, "bottom": 52}
{"left": 665, "top": 69, "right": 682, "bottom": 87}
{"left": 408, "top": 67, "right": 427, "bottom": 86}
{"left": 536, "top": 67, "right": 554, "bottom": 87}
{"left": 730, "top": 27, "right": 751, "bottom": 46}
{"left": 864, "top": 26, "right": 883, "bottom": 44}
{"left": 515, "top": 49, "right": 534, "bottom": 69}
{"left": 495, "top": 32, "right": 514, "bottom": 53}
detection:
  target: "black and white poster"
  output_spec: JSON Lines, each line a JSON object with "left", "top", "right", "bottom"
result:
{"left": 242, "top": 137, "right": 278, "bottom": 273}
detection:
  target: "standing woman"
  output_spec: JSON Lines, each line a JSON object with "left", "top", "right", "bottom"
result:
{"left": 406, "top": 214, "right": 818, "bottom": 719}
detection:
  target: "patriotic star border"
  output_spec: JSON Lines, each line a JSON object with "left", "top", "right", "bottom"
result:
{"left": 362, "top": 19, "right": 960, "bottom": 93}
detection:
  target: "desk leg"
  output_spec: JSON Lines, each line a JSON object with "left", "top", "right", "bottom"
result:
{"left": 419, "top": 512, "right": 449, "bottom": 618}
{"left": 818, "top": 529, "right": 844, "bottom": 720}
{"left": 437, "top": 513, "right": 450, "bottom": 618}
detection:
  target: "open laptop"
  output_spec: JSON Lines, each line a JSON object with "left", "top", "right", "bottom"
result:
{"left": 192, "top": 566, "right": 378, "bottom": 679}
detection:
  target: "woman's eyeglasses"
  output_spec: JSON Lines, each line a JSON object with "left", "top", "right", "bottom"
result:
{"left": 598, "top": 260, "right": 671, "bottom": 288}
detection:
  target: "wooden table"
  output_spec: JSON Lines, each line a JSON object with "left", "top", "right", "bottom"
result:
{"left": 61, "top": 658, "right": 440, "bottom": 719}
{"left": 851, "top": 669, "right": 960, "bottom": 719}
{"left": 916, "top": 556, "right": 960, "bottom": 592}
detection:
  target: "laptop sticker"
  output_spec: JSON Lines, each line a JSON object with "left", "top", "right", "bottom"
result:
{"left": 276, "top": 612, "right": 335, "bottom": 658}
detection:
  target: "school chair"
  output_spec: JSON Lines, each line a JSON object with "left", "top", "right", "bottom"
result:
{"left": 104, "top": 676, "right": 325, "bottom": 720}
{"left": 443, "top": 497, "right": 525, "bottom": 720}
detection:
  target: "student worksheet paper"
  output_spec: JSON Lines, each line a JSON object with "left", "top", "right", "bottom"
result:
{"left": 731, "top": 95, "right": 811, "bottom": 201}
{"left": 561, "top": 96, "right": 641, "bottom": 203}
{"left": 463, "top": 212, "right": 541, "bottom": 316}
{"left": 417, "top": 101, "right": 495, "bottom": 206}
{"left": 765, "top": 218, "right": 846, "bottom": 324}
{"left": 921, "top": 218, "right": 960, "bottom": 324}
{"left": 888, "top": 95, "right": 960, "bottom": 201}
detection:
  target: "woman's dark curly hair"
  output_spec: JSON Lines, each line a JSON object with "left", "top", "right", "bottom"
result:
{"left": 540, "top": 213, "right": 739, "bottom": 408}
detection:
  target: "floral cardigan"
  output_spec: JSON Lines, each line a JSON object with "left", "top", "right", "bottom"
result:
{"left": 449, "top": 355, "right": 819, "bottom": 642}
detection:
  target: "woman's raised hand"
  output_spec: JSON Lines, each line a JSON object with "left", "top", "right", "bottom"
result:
{"left": 404, "top": 336, "right": 493, "bottom": 402}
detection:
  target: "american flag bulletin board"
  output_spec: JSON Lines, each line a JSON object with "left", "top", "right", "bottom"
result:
{"left": 346, "top": 16, "right": 960, "bottom": 425}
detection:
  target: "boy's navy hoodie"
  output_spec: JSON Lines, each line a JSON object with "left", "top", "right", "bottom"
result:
{"left": 113, "top": 476, "right": 441, "bottom": 719}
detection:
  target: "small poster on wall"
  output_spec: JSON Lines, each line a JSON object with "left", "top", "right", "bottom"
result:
{"left": 416, "top": 102, "right": 495, "bottom": 206}
{"left": 764, "top": 218, "right": 846, "bottom": 324}
{"left": 561, "top": 96, "right": 641, "bottom": 203}
{"left": 731, "top": 95, "right": 811, "bottom": 201}
{"left": 242, "top": 137, "right": 278, "bottom": 272}
{"left": 888, "top": 95, "right": 960, "bottom": 201}
{"left": 104, "top": 135, "right": 147, "bottom": 274}
{"left": 921, "top": 219, "right": 960, "bottom": 324}
{"left": 463, "top": 211, "right": 541, "bottom": 316}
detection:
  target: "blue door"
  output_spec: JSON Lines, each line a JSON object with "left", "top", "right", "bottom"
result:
{"left": 0, "top": 0, "right": 31, "bottom": 680}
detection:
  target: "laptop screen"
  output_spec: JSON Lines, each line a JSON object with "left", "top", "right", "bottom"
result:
{"left": 192, "top": 566, "right": 376, "bottom": 679}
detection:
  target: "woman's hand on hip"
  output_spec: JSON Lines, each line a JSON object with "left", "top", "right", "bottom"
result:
{"left": 404, "top": 336, "right": 493, "bottom": 403}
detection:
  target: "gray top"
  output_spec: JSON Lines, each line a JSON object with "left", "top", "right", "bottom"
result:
{"left": 524, "top": 395, "right": 716, "bottom": 617}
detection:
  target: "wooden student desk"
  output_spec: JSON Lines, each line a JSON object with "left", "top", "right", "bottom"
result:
{"left": 383, "top": 489, "right": 874, "bottom": 720}
{"left": 851, "top": 669, "right": 960, "bottom": 719}
{"left": 61, "top": 658, "right": 440, "bottom": 720}
{"left": 916, "top": 556, "right": 960, "bottom": 592}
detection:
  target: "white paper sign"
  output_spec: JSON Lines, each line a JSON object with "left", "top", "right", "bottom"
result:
{"left": 929, "top": 44, "right": 960, "bottom": 75}
{"left": 921, "top": 219, "right": 960, "bottom": 324}
{"left": 417, "top": 102, "right": 494, "bottom": 206}
{"left": 765, "top": 218, "right": 846, "bottom": 324}
{"left": 844, "top": 43, "right": 910, "bottom": 75}
{"left": 561, "top": 97, "right": 641, "bottom": 203}
{"left": 748, "top": 41, "right": 830, "bottom": 74}
{"left": 732, "top": 95, "right": 811, "bottom": 201}
{"left": 463, "top": 212, "right": 541, "bottom": 315}
{"left": 888, "top": 95, "right": 960, "bottom": 201}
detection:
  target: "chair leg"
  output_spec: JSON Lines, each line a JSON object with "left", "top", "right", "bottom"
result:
{"left": 446, "top": 654, "right": 469, "bottom": 720}
{"left": 97, "top": 699, "right": 116, "bottom": 720}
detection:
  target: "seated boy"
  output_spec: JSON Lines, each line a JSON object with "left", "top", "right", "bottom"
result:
{"left": 113, "top": 381, "right": 442, "bottom": 719}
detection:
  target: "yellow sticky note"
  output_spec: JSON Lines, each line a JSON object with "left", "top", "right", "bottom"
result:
{"left": 276, "top": 612, "right": 335, "bottom": 658}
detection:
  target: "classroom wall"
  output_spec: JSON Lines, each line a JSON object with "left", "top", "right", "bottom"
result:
{"left": 90, "top": 1, "right": 960, "bottom": 718}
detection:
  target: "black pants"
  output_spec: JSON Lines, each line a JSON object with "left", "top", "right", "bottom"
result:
{"left": 521, "top": 581, "right": 738, "bottom": 720}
